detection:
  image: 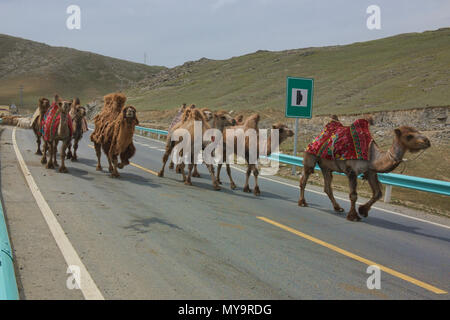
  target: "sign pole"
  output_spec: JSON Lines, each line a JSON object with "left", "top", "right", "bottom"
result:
{"left": 291, "top": 118, "right": 299, "bottom": 175}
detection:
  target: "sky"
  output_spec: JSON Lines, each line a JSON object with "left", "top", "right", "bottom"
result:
{"left": 0, "top": 0, "right": 449, "bottom": 67}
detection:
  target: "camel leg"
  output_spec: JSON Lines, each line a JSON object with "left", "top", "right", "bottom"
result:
{"left": 110, "top": 153, "right": 120, "bottom": 178}
{"left": 46, "top": 141, "right": 54, "bottom": 169}
{"left": 358, "top": 171, "right": 382, "bottom": 218}
{"left": 192, "top": 164, "right": 201, "bottom": 178}
{"left": 321, "top": 168, "right": 344, "bottom": 212}
{"left": 41, "top": 141, "right": 48, "bottom": 164}
{"left": 185, "top": 164, "right": 194, "bottom": 185}
{"left": 169, "top": 160, "right": 174, "bottom": 170}
{"left": 59, "top": 141, "right": 69, "bottom": 173}
{"left": 180, "top": 163, "right": 187, "bottom": 182}
{"left": 298, "top": 165, "right": 316, "bottom": 207}
{"left": 66, "top": 141, "right": 73, "bottom": 160}
{"left": 158, "top": 141, "right": 175, "bottom": 177}
{"left": 226, "top": 164, "right": 237, "bottom": 190}
{"left": 53, "top": 141, "right": 59, "bottom": 167}
{"left": 253, "top": 165, "right": 260, "bottom": 196}
{"left": 95, "top": 143, "right": 102, "bottom": 171}
{"left": 71, "top": 139, "right": 79, "bottom": 162}
{"left": 36, "top": 134, "right": 42, "bottom": 155}
{"left": 346, "top": 171, "right": 361, "bottom": 222}
{"left": 243, "top": 165, "right": 252, "bottom": 193}
{"left": 216, "top": 164, "right": 223, "bottom": 184}
{"left": 206, "top": 164, "right": 221, "bottom": 190}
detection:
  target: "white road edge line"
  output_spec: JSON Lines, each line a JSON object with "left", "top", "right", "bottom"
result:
{"left": 131, "top": 130, "right": 450, "bottom": 230}
{"left": 12, "top": 128, "right": 104, "bottom": 300}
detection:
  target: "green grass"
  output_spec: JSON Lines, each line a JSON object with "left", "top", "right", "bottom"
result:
{"left": 127, "top": 28, "right": 450, "bottom": 115}
{"left": 0, "top": 34, "right": 166, "bottom": 109}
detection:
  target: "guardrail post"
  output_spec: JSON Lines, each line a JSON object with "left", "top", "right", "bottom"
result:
{"left": 384, "top": 185, "right": 392, "bottom": 203}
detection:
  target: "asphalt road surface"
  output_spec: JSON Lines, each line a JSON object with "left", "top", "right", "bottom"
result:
{"left": 1, "top": 126, "right": 449, "bottom": 299}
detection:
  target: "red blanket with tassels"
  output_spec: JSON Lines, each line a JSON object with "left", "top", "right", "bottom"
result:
{"left": 42, "top": 103, "right": 73, "bottom": 142}
{"left": 306, "top": 119, "right": 373, "bottom": 160}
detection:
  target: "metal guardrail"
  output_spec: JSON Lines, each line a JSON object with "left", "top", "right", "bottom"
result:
{"left": 0, "top": 193, "right": 19, "bottom": 300}
{"left": 134, "top": 125, "right": 450, "bottom": 197}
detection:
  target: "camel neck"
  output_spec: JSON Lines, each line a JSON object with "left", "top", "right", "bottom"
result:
{"left": 371, "top": 138, "right": 406, "bottom": 173}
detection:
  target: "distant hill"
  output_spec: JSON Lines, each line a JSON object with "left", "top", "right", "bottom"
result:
{"left": 127, "top": 28, "right": 450, "bottom": 115}
{"left": 0, "top": 34, "right": 165, "bottom": 109}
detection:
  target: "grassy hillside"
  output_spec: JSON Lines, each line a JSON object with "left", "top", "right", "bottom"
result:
{"left": 127, "top": 28, "right": 450, "bottom": 115}
{"left": 0, "top": 34, "right": 165, "bottom": 109}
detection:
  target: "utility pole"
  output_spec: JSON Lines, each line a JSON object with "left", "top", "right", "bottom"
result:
{"left": 144, "top": 52, "right": 147, "bottom": 65}
{"left": 19, "top": 85, "right": 23, "bottom": 114}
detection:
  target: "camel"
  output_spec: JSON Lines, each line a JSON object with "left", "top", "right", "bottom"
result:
{"left": 167, "top": 105, "right": 236, "bottom": 177}
{"left": 217, "top": 114, "right": 294, "bottom": 195}
{"left": 298, "top": 116, "right": 431, "bottom": 221}
{"left": 40, "top": 96, "right": 73, "bottom": 173}
{"left": 91, "top": 93, "right": 136, "bottom": 170}
{"left": 94, "top": 105, "right": 139, "bottom": 177}
{"left": 158, "top": 108, "right": 221, "bottom": 190}
{"left": 66, "top": 105, "right": 87, "bottom": 161}
{"left": 31, "top": 97, "right": 50, "bottom": 155}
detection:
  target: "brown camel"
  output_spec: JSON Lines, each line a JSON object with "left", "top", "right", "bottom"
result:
{"left": 218, "top": 114, "right": 294, "bottom": 195}
{"left": 40, "top": 97, "right": 73, "bottom": 173}
{"left": 158, "top": 108, "right": 221, "bottom": 190}
{"left": 66, "top": 105, "right": 87, "bottom": 162}
{"left": 91, "top": 93, "right": 136, "bottom": 170}
{"left": 31, "top": 97, "right": 50, "bottom": 155}
{"left": 298, "top": 117, "right": 431, "bottom": 221}
{"left": 94, "top": 106, "right": 139, "bottom": 177}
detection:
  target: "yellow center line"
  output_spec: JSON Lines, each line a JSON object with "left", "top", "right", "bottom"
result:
{"left": 257, "top": 216, "right": 447, "bottom": 295}
{"left": 88, "top": 145, "right": 158, "bottom": 176}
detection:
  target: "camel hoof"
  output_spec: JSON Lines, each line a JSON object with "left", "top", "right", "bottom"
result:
{"left": 59, "top": 167, "right": 68, "bottom": 173}
{"left": 158, "top": 171, "right": 164, "bottom": 177}
{"left": 298, "top": 199, "right": 308, "bottom": 207}
{"left": 46, "top": 163, "right": 54, "bottom": 169}
{"left": 41, "top": 158, "right": 47, "bottom": 164}
{"left": 192, "top": 172, "right": 201, "bottom": 178}
{"left": 96, "top": 166, "right": 102, "bottom": 171}
{"left": 334, "top": 206, "right": 345, "bottom": 213}
{"left": 36, "top": 150, "right": 42, "bottom": 156}
{"left": 230, "top": 183, "right": 237, "bottom": 190}
{"left": 358, "top": 205, "right": 369, "bottom": 218}
{"left": 71, "top": 157, "right": 78, "bottom": 162}
{"left": 254, "top": 187, "right": 261, "bottom": 196}
{"left": 243, "top": 186, "right": 251, "bottom": 193}
{"left": 184, "top": 181, "right": 193, "bottom": 186}
{"left": 213, "top": 185, "right": 221, "bottom": 191}
{"left": 346, "top": 212, "right": 361, "bottom": 222}
{"left": 217, "top": 180, "right": 222, "bottom": 185}
{"left": 118, "top": 163, "right": 124, "bottom": 169}
{"left": 110, "top": 173, "right": 120, "bottom": 178}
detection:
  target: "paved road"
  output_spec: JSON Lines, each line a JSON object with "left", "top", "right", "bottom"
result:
{"left": 1, "top": 126, "right": 449, "bottom": 299}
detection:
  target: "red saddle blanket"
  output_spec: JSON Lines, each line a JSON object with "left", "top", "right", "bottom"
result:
{"left": 306, "top": 119, "right": 373, "bottom": 160}
{"left": 42, "top": 103, "right": 73, "bottom": 142}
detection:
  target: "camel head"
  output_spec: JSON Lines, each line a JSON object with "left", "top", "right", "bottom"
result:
{"left": 122, "top": 105, "right": 139, "bottom": 125}
{"left": 272, "top": 122, "right": 294, "bottom": 142}
{"left": 75, "top": 106, "right": 86, "bottom": 118}
{"left": 38, "top": 97, "right": 50, "bottom": 113}
{"left": 58, "top": 101, "right": 72, "bottom": 115}
{"left": 213, "top": 111, "right": 236, "bottom": 130}
{"left": 234, "top": 114, "right": 244, "bottom": 125}
{"left": 394, "top": 126, "right": 431, "bottom": 153}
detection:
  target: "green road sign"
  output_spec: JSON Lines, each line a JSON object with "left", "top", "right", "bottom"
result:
{"left": 285, "top": 77, "right": 314, "bottom": 118}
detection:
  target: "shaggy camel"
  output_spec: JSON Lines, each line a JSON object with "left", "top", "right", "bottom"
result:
{"left": 66, "top": 105, "right": 87, "bottom": 161}
{"left": 218, "top": 114, "right": 294, "bottom": 195}
{"left": 158, "top": 108, "right": 221, "bottom": 190}
{"left": 31, "top": 97, "right": 50, "bottom": 155}
{"left": 168, "top": 105, "right": 236, "bottom": 177}
{"left": 41, "top": 96, "right": 73, "bottom": 173}
{"left": 94, "top": 106, "right": 139, "bottom": 177}
{"left": 298, "top": 116, "right": 431, "bottom": 221}
{"left": 91, "top": 92, "right": 136, "bottom": 170}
